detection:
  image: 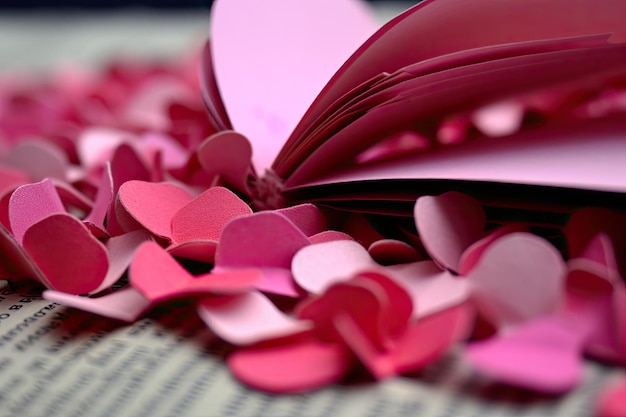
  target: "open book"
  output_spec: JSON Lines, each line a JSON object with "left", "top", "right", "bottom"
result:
{"left": 201, "top": 0, "right": 626, "bottom": 230}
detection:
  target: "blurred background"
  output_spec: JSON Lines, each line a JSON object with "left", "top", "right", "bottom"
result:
{"left": 0, "top": 1, "right": 414, "bottom": 72}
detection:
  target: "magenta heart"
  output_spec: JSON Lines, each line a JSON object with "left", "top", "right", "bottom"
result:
{"left": 215, "top": 211, "right": 310, "bottom": 269}
{"left": 117, "top": 180, "right": 193, "bottom": 240}
{"left": 22, "top": 213, "right": 109, "bottom": 294}
{"left": 131, "top": 241, "right": 259, "bottom": 302}
{"left": 227, "top": 339, "right": 351, "bottom": 393}
{"left": 465, "top": 316, "right": 585, "bottom": 394}
{"left": 171, "top": 186, "right": 252, "bottom": 245}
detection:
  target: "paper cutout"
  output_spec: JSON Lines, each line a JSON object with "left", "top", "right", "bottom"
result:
{"left": 117, "top": 180, "right": 193, "bottom": 240}
{"left": 468, "top": 232, "right": 566, "bottom": 329}
{"left": 227, "top": 339, "right": 351, "bottom": 393}
{"left": 465, "top": 315, "right": 586, "bottom": 394}
{"left": 130, "top": 241, "right": 259, "bottom": 303}
{"left": 9, "top": 179, "right": 66, "bottom": 244}
{"left": 414, "top": 192, "right": 485, "bottom": 273}
{"left": 23, "top": 213, "right": 109, "bottom": 294}
{"left": 43, "top": 287, "right": 151, "bottom": 322}
{"left": 198, "top": 291, "right": 312, "bottom": 346}
{"left": 292, "top": 240, "right": 376, "bottom": 294}
{"left": 214, "top": 211, "right": 310, "bottom": 296}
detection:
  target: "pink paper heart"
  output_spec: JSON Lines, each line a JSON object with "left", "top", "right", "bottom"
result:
{"left": 297, "top": 272, "right": 411, "bottom": 351}
{"left": 171, "top": 186, "right": 252, "bottom": 245}
{"left": 131, "top": 241, "right": 260, "bottom": 303}
{"left": 388, "top": 261, "right": 471, "bottom": 319}
{"left": 22, "top": 213, "right": 109, "bottom": 294}
{"left": 458, "top": 224, "right": 527, "bottom": 275}
{"left": 336, "top": 301, "right": 471, "bottom": 379}
{"left": 9, "top": 179, "right": 66, "bottom": 244}
{"left": 227, "top": 339, "right": 351, "bottom": 393}
{"left": 196, "top": 131, "right": 252, "bottom": 193}
{"left": 277, "top": 203, "right": 328, "bottom": 237}
{"left": 468, "top": 232, "right": 566, "bottom": 329}
{"left": 215, "top": 211, "right": 310, "bottom": 269}
{"left": 292, "top": 239, "right": 376, "bottom": 294}
{"left": 414, "top": 192, "right": 486, "bottom": 273}
{"left": 197, "top": 291, "right": 312, "bottom": 345}
{"left": 117, "top": 180, "right": 193, "bottom": 240}
{"left": 43, "top": 287, "right": 151, "bottom": 322}
{"left": 465, "top": 316, "right": 585, "bottom": 394}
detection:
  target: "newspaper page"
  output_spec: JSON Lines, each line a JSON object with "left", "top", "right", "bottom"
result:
{"left": 0, "top": 280, "right": 619, "bottom": 417}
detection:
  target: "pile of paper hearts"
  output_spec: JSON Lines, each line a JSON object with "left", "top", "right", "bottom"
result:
{"left": 0, "top": 1, "right": 625, "bottom": 416}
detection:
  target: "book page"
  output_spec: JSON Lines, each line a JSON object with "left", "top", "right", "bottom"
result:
{"left": 0, "top": 281, "right": 618, "bottom": 417}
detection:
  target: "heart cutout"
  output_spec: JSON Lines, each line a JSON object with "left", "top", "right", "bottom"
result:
{"left": 23, "top": 213, "right": 109, "bottom": 294}
{"left": 198, "top": 291, "right": 311, "bottom": 345}
{"left": 468, "top": 232, "right": 566, "bottom": 329}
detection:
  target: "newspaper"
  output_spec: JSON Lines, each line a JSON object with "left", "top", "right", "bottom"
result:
{"left": 0, "top": 280, "right": 619, "bottom": 417}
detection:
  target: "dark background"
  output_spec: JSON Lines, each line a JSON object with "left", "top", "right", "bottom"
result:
{"left": 0, "top": 0, "right": 402, "bottom": 9}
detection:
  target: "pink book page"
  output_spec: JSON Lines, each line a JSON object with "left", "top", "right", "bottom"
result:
{"left": 283, "top": 44, "right": 626, "bottom": 187}
{"left": 210, "top": 0, "right": 378, "bottom": 174}
{"left": 284, "top": 0, "right": 626, "bottom": 155}
{"left": 297, "top": 115, "right": 626, "bottom": 194}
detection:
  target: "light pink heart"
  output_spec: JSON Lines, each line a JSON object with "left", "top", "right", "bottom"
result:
{"left": 468, "top": 232, "right": 566, "bottom": 329}
{"left": 414, "top": 191, "right": 486, "bottom": 273}
{"left": 198, "top": 291, "right": 311, "bottom": 345}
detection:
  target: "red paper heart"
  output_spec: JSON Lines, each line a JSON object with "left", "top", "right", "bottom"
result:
{"left": 22, "top": 213, "right": 109, "bottom": 294}
{"left": 215, "top": 211, "right": 310, "bottom": 269}
{"left": 117, "top": 180, "right": 193, "bottom": 240}
{"left": 131, "top": 241, "right": 259, "bottom": 302}
{"left": 171, "top": 186, "right": 251, "bottom": 245}
{"left": 227, "top": 339, "right": 351, "bottom": 393}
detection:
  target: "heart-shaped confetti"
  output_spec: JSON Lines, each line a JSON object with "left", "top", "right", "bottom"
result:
{"left": 22, "top": 213, "right": 109, "bottom": 294}
{"left": 467, "top": 232, "right": 566, "bottom": 329}
{"left": 414, "top": 192, "right": 486, "bottom": 273}
{"left": 43, "top": 287, "right": 151, "bottom": 322}
{"left": 292, "top": 239, "right": 376, "bottom": 294}
{"left": 117, "top": 180, "right": 193, "bottom": 240}
{"left": 465, "top": 316, "right": 586, "bottom": 394}
{"left": 227, "top": 339, "right": 351, "bottom": 394}
{"left": 130, "top": 241, "right": 260, "bottom": 302}
{"left": 9, "top": 179, "right": 66, "bottom": 244}
{"left": 198, "top": 291, "right": 312, "bottom": 345}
